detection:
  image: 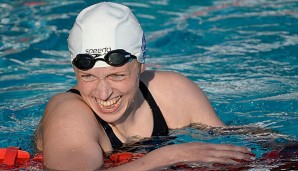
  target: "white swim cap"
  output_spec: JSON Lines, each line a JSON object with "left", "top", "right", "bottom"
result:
{"left": 68, "top": 2, "right": 146, "bottom": 68}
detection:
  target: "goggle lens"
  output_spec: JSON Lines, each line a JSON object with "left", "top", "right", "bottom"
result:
{"left": 72, "top": 49, "right": 136, "bottom": 70}
{"left": 73, "top": 54, "right": 95, "bottom": 70}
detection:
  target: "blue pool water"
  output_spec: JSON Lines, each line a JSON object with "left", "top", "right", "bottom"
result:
{"left": 0, "top": 0, "right": 297, "bottom": 170}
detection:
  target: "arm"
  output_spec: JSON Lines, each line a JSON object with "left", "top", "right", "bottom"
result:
{"left": 105, "top": 143, "right": 253, "bottom": 170}
{"left": 41, "top": 94, "right": 104, "bottom": 170}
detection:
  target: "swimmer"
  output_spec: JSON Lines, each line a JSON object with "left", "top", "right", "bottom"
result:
{"left": 35, "top": 2, "right": 254, "bottom": 170}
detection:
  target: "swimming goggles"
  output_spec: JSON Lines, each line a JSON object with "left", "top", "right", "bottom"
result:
{"left": 72, "top": 49, "right": 137, "bottom": 70}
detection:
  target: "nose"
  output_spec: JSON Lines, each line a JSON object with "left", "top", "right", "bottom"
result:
{"left": 96, "top": 80, "right": 112, "bottom": 101}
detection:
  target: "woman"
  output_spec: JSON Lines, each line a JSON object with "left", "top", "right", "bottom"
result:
{"left": 35, "top": 2, "right": 253, "bottom": 170}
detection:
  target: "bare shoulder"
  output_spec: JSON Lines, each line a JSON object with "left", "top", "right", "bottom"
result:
{"left": 141, "top": 70, "right": 195, "bottom": 92}
{"left": 141, "top": 70, "right": 225, "bottom": 128}
{"left": 141, "top": 70, "right": 203, "bottom": 103}
{"left": 39, "top": 92, "right": 104, "bottom": 170}
{"left": 40, "top": 92, "right": 92, "bottom": 129}
{"left": 44, "top": 92, "right": 87, "bottom": 117}
{"left": 42, "top": 91, "right": 101, "bottom": 143}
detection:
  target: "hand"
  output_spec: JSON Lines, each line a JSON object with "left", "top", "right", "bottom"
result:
{"left": 159, "top": 142, "right": 255, "bottom": 165}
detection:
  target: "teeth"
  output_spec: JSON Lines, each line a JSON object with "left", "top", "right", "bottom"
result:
{"left": 97, "top": 96, "right": 121, "bottom": 108}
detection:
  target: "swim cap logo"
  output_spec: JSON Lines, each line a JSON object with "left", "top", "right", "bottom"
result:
{"left": 85, "top": 47, "right": 111, "bottom": 56}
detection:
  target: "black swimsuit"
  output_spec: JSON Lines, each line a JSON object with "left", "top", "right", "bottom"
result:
{"left": 67, "top": 81, "right": 169, "bottom": 149}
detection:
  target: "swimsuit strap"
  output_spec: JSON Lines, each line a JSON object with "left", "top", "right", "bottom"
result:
{"left": 93, "top": 115, "right": 123, "bottom": 149}
{"left": 139, "top": 81, "right": 169, "bottom": 136}
{"left": 67, "top": 88, "right": 81, "bottom": 95}
{"left": 67, "top": 88, "right": 122, "bottom": 149}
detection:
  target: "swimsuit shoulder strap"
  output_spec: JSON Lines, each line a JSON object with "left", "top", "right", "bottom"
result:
{"left": 93, "top": 115, "right": 123, "bottom": 149}
{"left": 66, "top": 88, "right": 123, "bottom": 149}
{"left": 67, "top": 88, "right": 81, "bottom": 95}
{"left": 139, "top": 81, "right": 169, "bottom": 136}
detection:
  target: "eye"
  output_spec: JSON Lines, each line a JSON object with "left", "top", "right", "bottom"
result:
{"left": 108, "top": 74, "right": 126, "bottom": 81}
{"left": 81, "top": 74, "right": 97, "bottom": 82}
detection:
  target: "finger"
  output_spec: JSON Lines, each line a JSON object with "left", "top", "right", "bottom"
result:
{"left": 202, "top": 143, "right": 252, "bottom": 154}
{"left": 203, "top": 155, "right": 239, "bottom": 164}
{"left": 210, "top": 150, "right": 255, "bottom": 162}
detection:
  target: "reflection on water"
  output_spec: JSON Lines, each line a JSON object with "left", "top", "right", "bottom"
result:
{"left": 0, "top": 0, "right": 297, "bottom": 170}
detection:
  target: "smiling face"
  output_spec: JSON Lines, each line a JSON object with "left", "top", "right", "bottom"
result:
{"left": 74, "top": 60, "right": 145, "bottom": 123}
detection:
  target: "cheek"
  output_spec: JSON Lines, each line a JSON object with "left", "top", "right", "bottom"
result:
{"left": 113, "top": 77, "right": 139, "bottom": 96}
{"left": 113, "top": 82, "right": 134, "bottom": 95}
{"left": 77, "top": 81, "right": 96, "bottom": 96}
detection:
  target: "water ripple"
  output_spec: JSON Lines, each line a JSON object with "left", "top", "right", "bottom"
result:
{"left": 0, "top": 1, "right": 297, "bottom": 168}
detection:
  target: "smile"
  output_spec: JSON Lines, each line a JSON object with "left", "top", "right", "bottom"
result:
{"left": 95, "top": 96, "right": 122, "bottom": 113}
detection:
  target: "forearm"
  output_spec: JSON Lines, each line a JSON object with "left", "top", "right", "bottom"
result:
{"left": 103, "top": 146, "right": 177, "bottom": 171}
{"left": 103, "top": 142, "right": 253, "bottom": 170}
